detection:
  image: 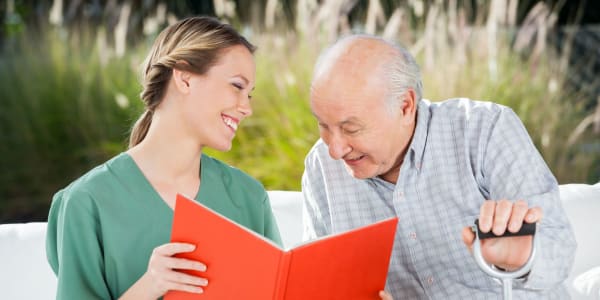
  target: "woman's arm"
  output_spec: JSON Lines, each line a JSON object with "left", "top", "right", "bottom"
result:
{"left": 46, "top": 190, "right": 113, "bottom": 299}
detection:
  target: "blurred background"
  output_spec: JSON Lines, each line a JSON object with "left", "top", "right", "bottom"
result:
{"left": 1, "top": 0, "right": 598, "bottom": 223}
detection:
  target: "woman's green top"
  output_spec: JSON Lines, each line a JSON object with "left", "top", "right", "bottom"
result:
{"left": 46, "top": 153, "right": 282, "bottom": 299}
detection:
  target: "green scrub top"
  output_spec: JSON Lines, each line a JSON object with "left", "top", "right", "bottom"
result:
{"left": 46, "top": 152, "right": 282, "bottom": 299}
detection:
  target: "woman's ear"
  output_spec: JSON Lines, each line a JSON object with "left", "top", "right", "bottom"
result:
{"left": 172, "top": 68, "right": 192, "bottom": 93}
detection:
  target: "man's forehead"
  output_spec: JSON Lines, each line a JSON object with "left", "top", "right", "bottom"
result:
{"left": 312, "top": 110, "right": 363, "bottom": 124}
{"left": 316, "top": 56, "right": 394, "bottom": 96}
{"left": 311, "top": 67, "right": 387, "bottom": 103}
{"left": 327, "top": 38, "right": 395, "bottom": 70}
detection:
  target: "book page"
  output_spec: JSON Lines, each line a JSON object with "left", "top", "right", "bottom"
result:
{"left": 283, "top": 217, "right": 398, "bottom": 300}
{"left": 166, "top": 194, "right": 284, "bottom": 299}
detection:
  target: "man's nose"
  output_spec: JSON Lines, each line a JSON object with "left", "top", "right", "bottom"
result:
{"left": 327, "top": 133, "right": 351, "bottom": 160}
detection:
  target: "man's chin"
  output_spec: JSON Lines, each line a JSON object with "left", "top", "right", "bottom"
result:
{"left": 344, "top": 164, "right": 375, "bottom": 180}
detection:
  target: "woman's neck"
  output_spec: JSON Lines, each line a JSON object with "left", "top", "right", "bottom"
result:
{"left": 127, "top": 112, "right": 203, "bottom": 207}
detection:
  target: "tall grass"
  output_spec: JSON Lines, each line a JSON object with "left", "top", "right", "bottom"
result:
{"left": 0, "top": 28, "right": 143, "bottom": 221}
{"left": 1, "top": 0, "right": 598, "bottom": 222}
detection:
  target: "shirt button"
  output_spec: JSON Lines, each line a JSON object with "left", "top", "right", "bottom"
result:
{"left": 427, "top": 276, "right": 434, "bottom": 285}
{"left": 409, "top": 232, "right": 417, "bottom": 240}
{"left": 398, "top": 191, "right": 404, "bottom": 197}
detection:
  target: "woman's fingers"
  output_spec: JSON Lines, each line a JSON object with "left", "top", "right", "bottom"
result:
{"left": 149, "top": 243, "right": 206, "bottom": 272}
{"left": 163, "top": 268, "right": 209, "bottom": 286}
{"left": 164, "top": 281, "right": 205, "bottom": 294}
{"left": 145, "top": 242, "right": 209, "bottom": 296}
{"left": 153, "top": 242, "right": 196, "bottom": 256}
{"left": 163, "top": 256, "right": 207, "bottom": 271}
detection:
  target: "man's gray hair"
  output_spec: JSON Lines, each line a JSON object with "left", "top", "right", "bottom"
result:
{"left": 313, "top": 34, "right": 423, "bottom": 113}
{"left": 383, "top": 39, "right": 423, "bottom": 112}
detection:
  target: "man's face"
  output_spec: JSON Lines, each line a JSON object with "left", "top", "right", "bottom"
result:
{"left": 310, "top": 64, "right": 416, "bottom": 183}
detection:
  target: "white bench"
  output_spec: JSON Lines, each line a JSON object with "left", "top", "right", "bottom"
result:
{"left": 1, "top": 185, "right": 599, "bottom": 299}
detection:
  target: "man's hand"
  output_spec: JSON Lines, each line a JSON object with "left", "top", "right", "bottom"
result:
{"left": 379, "top": 290, "right": 393, "bottom": 300}
{"left": 461, "top": 200, "right": 542, "bottom": 270}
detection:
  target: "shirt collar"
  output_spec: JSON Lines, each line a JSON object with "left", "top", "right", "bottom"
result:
{"left": 408, "top": 99, "right": 431, "bottom": 170}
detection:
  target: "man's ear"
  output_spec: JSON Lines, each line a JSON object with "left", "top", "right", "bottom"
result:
{"left": 399, "top": 88, "right": 417, "bottom": 122}
{"left": 172, "top": 68, "right": 192, "bottom": 94}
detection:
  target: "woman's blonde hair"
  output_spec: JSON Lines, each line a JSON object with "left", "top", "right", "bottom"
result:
{"left": 129, "top": 16, "right": 256, "bottom": 148}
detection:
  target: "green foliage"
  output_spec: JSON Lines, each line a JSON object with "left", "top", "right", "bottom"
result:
{"left": 0, "top": 4, "right": 598, "bottom": 222}
{"left": 420, "top": 40, "right": 597, "bottom": 184}
{"left": 0, "top": 28, "right": 143, "bottom": 221}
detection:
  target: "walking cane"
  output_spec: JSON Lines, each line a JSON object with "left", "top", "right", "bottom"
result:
{"left": 471, "top": 220, "right": 538, "bottom": 300}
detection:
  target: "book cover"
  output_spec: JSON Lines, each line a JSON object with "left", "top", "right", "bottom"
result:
{"left": 165, "top": 193, "right": 398, "bottom": 300}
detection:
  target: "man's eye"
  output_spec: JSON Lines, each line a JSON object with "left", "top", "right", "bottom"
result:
{"left": 343, "top": 128, "right": 360, "bottom": 135}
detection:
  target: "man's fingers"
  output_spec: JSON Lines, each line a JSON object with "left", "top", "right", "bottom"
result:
{"left": 478, "top": 200, "right": 496, "bottom": 232}
{"left": 379, "top": 290, "right": 393, "bottom": 300}
{"left": 507, "top": 200, "right": 528, "bottom": 232}
{"left": 525, "top": 206, "right": 543, "bottom": 223}
{"left": 480, "top": 200, "right": 543, "bottom": 236}
{"left": 492, "top": 200, "right": 513, "bottom": 236}
{"left": 461, "top": 226, "right": 475, "bottom": 251}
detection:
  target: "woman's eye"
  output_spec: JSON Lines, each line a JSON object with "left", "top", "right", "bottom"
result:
{"left": 232, "top": 83, "right": 244, "bottom": 90}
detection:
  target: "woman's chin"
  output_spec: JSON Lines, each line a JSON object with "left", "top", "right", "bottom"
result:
{"left": 208, "top": 141, "right": 233, "bottom": 152}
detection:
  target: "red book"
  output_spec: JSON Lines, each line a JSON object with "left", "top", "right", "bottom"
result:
{"left": 165, "top": 193, "right": 398, "bottom": 300}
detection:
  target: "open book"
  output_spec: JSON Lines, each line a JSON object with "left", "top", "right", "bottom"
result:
{"left": 165, "top": 193, "right": 398, "bottom": 300}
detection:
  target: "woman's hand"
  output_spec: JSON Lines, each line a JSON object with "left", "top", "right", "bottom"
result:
{"left": 379, "top": 290, "right": 394, "bottom": 300}
{"left": 120, "top": 243, "right": 208, "bottom": 300}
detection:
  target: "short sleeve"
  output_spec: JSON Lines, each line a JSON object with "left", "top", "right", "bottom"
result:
{"left": 46, "top": 188, "right": 113, "bottom": 299}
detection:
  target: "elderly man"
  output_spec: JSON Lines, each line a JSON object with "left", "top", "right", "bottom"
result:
{"left": 302, "top": 34, "right": 576, "bottom": 299}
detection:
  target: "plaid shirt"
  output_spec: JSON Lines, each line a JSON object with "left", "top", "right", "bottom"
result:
{"left": 302, "top": 98, "right": 576, "bottom": 299}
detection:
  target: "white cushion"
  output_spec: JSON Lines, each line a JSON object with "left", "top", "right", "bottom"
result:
{"left": 573, "top": 266, "right": 600, "bottom": 299}
{"left": 268, "top": 190, "right": 304, "bottom": 248}
{"left": 560, "top": 183, "right": 600, "bottom": 299}
{"left": 0, "top": 222, "right": 56, "bottom": 300}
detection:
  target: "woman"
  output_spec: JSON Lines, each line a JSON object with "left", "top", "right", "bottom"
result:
{"left": 46, "top": 16, "right": 281, "bottom": 299}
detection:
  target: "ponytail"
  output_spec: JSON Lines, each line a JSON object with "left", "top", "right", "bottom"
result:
{"left": 128, "top": 110, "right": 153, "bottom": 148}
